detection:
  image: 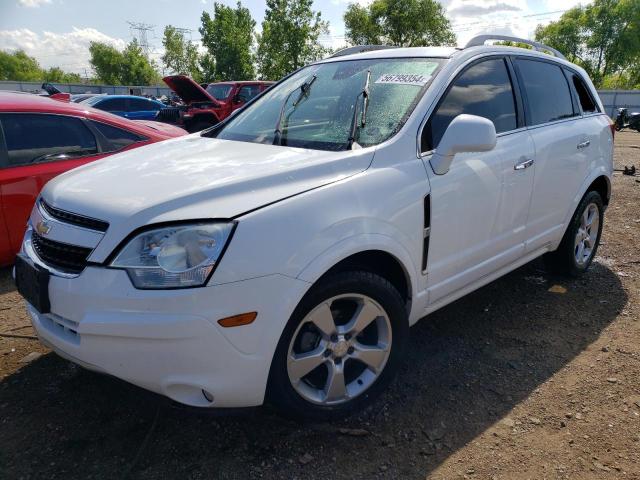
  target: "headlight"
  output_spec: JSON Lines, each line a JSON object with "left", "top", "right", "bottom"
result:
{"left": 110, "top": 222, "right": 235, "bottom": 289}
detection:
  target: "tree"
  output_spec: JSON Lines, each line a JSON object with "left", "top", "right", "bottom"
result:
{"left": 256, "top": 0, "right": 329, "bottom": 80}
{"left": 89, "top": 42, "right": 123, "bottom": 85}
{"left": 535, "top": 0, "right": 640, "bottom": 88}
{"left": 161, "top": 26, "right": 203, "bottom": 81}
{"left": 0, "top": 50, "right": 43, "bottom": 81}
{"left": 343, "top": 0, "right": 456, "bottom": 48}
{"left": 89, "top": 40, "right": 160, "bottom": 85}
{"left": 200, "top": 2, "right": 256, "bottom": 81}
{"left": 43, "top": 67, "right": 82, "bottom": 83}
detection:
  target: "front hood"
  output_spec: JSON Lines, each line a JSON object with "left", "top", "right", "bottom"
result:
{"left": 42, "top": 135, "right": 373, "bottom": 258}
{"left": 163, "top": 75, "right": 218, "bottom": 105}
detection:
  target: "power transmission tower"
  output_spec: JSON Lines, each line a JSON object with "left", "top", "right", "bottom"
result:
{"left": 127, "top": 21, "right": 155, "bottom": 57}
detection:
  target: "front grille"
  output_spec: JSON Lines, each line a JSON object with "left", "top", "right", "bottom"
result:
{"left": 157, "top": 107, "right": 181, "bottom": 124}
{"left": 31, "top": 232, "right": 92, "bottom": 274}
{"left": 41, "top": 200, "right": 109, "bottom": 232}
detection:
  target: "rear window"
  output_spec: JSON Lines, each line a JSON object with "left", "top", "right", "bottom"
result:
{"left": 97, "top": 98, "right": 127, "bottom": 112}
{"left": 130, "top": 98, "right": 161, "bottom": 111}
{"left": 570, "top": 73, "right": 598, "bottom": 113}
{"left": 0, "top": 113, "right": 97, "bottom": 167}
{"left": 516, "top": 59, "right": 576, "bottom": 125}
{"left": 90, "top": 121, "right": 145, "bottom": 151}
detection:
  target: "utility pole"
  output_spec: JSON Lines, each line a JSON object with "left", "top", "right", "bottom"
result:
{"left": 127, "top": 21, "right": 155, "bottom": 58}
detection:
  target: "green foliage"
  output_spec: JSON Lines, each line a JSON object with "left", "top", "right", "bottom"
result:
{"left": 89, "top": 40, "right": 160, "bottom": 86}
{"left": 256, "top": 0, "right": 329, "bottom": 80}
{"left": 200, "top": 2, "right": 256, "bottom": 81}
{"left": 162, "top": 26, "right": 203, "bottom": 82}
{"left": 0, "top": 49, "right": 82, "bottom": 83}
{"left": 0, "top": 50, "right": 45, "bottom": 81}
{"left": 343, "top": 0, "right": 456, "bottom": 47}
{"left": 535, "top": 0, "right": 640, "bottom": 88}
{"left": 42, "top": 67, "right": 82, "bottom": 83}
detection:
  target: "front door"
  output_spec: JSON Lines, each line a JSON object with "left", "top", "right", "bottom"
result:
{"left": 420, "top": 56, "right": 535, "bottom": 304}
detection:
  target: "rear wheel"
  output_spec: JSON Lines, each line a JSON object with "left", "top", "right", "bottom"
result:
{"left": 544, "top": 191, "right": 604, "bottom": 276}
{"left": 267, "top": 271, "right": 408, "bottom": 420}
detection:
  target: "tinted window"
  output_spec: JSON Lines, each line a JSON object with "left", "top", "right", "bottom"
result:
{"left": 0, "top": 114, "right": 97, "bottom": 166}
{"left": 571, "top": 73, "right": 598, "bottom": 113}
{"left": 98, "top": 98, "right": 127, "bottom": 112}
{"left": 423, "top": 58, "right": 517, "bottom": 152}
{"left": 91, "top": 121, "right": 145, "bottom": 151}
{"left": 130, "top": 97, "right": 160, "bottom": 111}
{"left": 237, "top": 85, "right": 261, "bottom": 101}
{"left": 206, "top": 84, "right": 233, "bottom": 101}
{"left": 516, "top": 59, "right": 575, "bottom": 125}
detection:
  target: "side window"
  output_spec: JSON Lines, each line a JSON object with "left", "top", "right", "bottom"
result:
{"left": 570, "top": 73, "right": 598, "bottom": 113}
{"left": 130, "top": 98, "right": 160, "bottom": 111}
{"left": 516, "top": 59, "right": 576, "bottom": 125}
{"left": 90, "top": 121, "right": 146, "bottom": 151}
{"left": 0, "top": 114, "right": 97, "bottom": 167}
{"left": 99, "top": 98, "right": 127, "bottom": 112}
{"left": 422, "top": 58, "right": 517, "bottom": 152}
{"left": 238, "top": 85, "right": 261, "bottom": 101}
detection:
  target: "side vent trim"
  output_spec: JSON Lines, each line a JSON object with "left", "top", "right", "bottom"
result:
{"left": 422, "top": 195, "right": 431, "bottom": 273}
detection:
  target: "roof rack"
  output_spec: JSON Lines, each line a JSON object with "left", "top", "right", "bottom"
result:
{"left": 464, "top": 35, "right": 566, "bottom": 60}
{"left": 329, "top": 45, "right": 396, "bottom": 58}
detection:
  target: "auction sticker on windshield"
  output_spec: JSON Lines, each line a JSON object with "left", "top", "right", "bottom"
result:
{"left": 375, "top": 74, "right": 431, "bottom": 86}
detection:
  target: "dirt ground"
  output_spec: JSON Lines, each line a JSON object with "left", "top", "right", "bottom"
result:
{"left": 0, "top": 132, "right": 639, "bottom": 480}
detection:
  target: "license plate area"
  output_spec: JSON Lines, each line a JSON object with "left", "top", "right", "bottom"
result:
{"left": 15, "top": 254, "right": 50, "bottom": 314}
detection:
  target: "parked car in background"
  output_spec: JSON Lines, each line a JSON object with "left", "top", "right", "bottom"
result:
{"left": 160, "top": 75, "right": 274, "bottom": 132}
{"left": 81, "top": 95, "right": 167, "bottom": 121}
{"left": 0, "top": 92, "right": 186, "bottom": 266}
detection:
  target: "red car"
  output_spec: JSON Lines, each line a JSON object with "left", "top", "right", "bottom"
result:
{"left": 0, "top": 92, "right": 186, "bottom": 266}
{"left": 161, "top": 76, "right": 274, "bottom": 132}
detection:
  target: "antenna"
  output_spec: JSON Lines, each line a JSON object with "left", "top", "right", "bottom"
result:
{"left": 127, "top": 21, "right": 155, "bottom": 57}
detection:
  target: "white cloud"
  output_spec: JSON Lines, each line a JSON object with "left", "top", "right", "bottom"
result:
{"left": 18, "top": 0, "right": 52, "bottom": 7}
{"left": 0, "top": 27, "right": 126, "bottom": 75}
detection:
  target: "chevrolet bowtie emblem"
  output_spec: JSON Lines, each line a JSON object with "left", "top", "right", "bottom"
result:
{"left": 36, "top": 220, "right": 51, "bottom": 236}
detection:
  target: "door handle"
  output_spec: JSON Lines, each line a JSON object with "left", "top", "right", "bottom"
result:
{"left": 577, "top": 140, "right": 591, "bottom": 149}
{"left": 514, "top": 158, "right": 534, "bottom": 170}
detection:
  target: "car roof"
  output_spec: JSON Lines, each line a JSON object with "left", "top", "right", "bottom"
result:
{"left": 0, "top": 91, "right": 173, "bottom": 138}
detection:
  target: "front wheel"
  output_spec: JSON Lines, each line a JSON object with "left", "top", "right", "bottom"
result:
{"left": 544, "top": 190, "right": 604, "bottom": 276}
{"left": 267, "top": 271, "right": 408, "bottom": 420}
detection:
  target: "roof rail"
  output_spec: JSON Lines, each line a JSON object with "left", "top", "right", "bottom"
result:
{"left": 464, "top": 35, "right": 566, "bottom": 60}
{"left": 329, "top": 45, "right": 396, "bottom": 58}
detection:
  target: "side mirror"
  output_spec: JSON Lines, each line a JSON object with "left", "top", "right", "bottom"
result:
{"left": 430, "top": 114, "right": 497, "bottom": 175}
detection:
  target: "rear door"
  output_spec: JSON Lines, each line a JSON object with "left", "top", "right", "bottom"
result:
{"left": 513, "top": 58, "right": 586, "bottom": 253}
{"left": 421, "top": 56, "right": 535, "bottom": 303}
{"left": 127, "top": 98, "right": 162, "bottom": 121}
{"left": 0, "top": 113, "right": 101, "bottom": 257}
{"left": 98, "top": 97, "right": 128, "bottom": 118}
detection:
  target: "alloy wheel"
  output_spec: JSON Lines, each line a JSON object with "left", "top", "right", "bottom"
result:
{"left": 574, "top": 202, "right": 600, "bottom": 266}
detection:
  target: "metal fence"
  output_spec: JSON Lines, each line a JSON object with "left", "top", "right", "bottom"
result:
{"left": 597, "top": 90, "right": 640, "bottom": 118}
{"left": 0, "top": 80, "right": 172, "bottom": 97}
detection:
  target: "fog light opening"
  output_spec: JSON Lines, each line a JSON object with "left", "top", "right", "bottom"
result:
{"left": 202, "top": 389, "right": 214, "bottom": 404}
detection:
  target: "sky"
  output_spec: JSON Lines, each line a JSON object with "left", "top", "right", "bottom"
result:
{"left": 0, "top": 0, "right": 586, "bottom": 76}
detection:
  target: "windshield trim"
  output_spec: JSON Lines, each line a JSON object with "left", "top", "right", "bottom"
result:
{"left": 203, "top": 56, "right": 445, "bottom": 150}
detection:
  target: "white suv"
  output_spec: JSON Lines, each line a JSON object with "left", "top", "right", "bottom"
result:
{"left": 15, "top": 36, "right": 613, "bottom": 419}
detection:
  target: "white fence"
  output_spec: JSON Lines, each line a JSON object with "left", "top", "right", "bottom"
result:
{"left": 0, "top": 80, "right": 172, "bottom": 97}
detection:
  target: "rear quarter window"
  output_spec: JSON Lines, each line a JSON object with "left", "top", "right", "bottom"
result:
{"left": 90, "top": 121, "right": 146, "bottom": 151}
{"left": 515, "top": 59, "right": 576, "bottom": 125}
{"left": 570, "top": 73, "right": 599, "bottom": 114}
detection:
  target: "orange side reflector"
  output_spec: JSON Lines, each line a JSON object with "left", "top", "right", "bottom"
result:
{"left": 217, "top": 312, "right": 257, "bottom": 328}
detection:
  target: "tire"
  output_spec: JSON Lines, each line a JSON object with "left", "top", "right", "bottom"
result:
{"left": 267, "top": 271, "right": 409, "bottom": 420}
{"left": 543, "top": 190, "right": 604, "bottom": 277}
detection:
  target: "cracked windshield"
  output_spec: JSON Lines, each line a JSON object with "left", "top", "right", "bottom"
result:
{"left": 213, "top": 58, "right": 442, "bottom": 150}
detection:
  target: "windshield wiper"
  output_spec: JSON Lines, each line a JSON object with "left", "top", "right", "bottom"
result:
{"left": 346, "top": 69, "right": 371, "bottom": 150}
{"left": 273, "top": 74, "right": 317, "bottom": 146}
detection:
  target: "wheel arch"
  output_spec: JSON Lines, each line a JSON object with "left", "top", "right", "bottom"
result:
{"left": 297, "top": 234, "right": 418, "bottom": 313}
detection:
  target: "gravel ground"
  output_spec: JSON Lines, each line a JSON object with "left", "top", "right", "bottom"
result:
{"left": 0, "top": 131, "right": 639, "bottom": 480}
